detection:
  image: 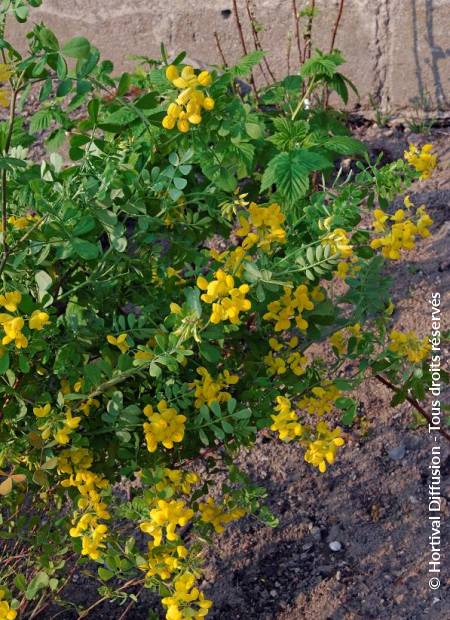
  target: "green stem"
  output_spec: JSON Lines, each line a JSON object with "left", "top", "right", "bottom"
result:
{"left": 291, "top": 77, "right": 316, "bottom": 121}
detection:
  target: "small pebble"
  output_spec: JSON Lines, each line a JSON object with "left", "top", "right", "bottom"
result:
{"left": 329, "top": 541, "right": 342, "bottom": 552}
{"left": 270, "top": 589, "right": 277, "bottom": 597}
{"left": 388, "top": 444, "right": 406, "bottom": 460}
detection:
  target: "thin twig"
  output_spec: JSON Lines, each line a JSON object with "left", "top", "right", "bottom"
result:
{"left": 213, "top": 31, "right": 228, "bottom": 67}
{"left": 329, "top": 0, "right": 345, "bottom": 52}
{"left": 375, "top": 373, "right": 450, "bottom": 443}
{"left": 117, "top": 587, "right": 144, "bottom": 620}
{"left": 245, "top": 0, "right": 276, "bottom": 83}
{"left": 286, "top": 33, "right": 292, "bottom": 76}
{"left": 232, "top": 0, "right": 259, "bottom": 102}
{"left": 77, "top": 578, "right": 144, "bottom": 619}
{"left": 292, "top": 0, "right": 302, "bottom": 65}
{"left": 302, "top": 0, "right": 315, "bottom": 63}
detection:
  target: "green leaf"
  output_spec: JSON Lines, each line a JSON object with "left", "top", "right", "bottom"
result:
{"left": 72, "top": 238, "right": 99, "bottom": 260}
{"left": 117, "top": 72, "right": 131, "bottom": 96}
{"left": 231, "top": 51, "right": 264, "bottom": 77}
{"left": 98, "top": 567, "right": 114, "bottom": 581}
{"left": 0, "top": 351, "right": 9, "bottom": 374}
{"left": 149, "top": 361, "right": 161, "bottom": 378}
{"left": 261, "top": 150, "right": 331, "bottom": 203}
{"left": 199, "top": 429, "right": 209, "bottom": 446}
{"left": 14, "top": 6, "right": 29, "bottom": 22}
{"left": 56, "top": 54, "right": 68, "bottom": 80}
{"left": 324, "top": 136, "right": 367, "bottom": 156}
{"left": 62, "top": 36, "right": 91, "bottom": 59}
{"left": 29, "top": 109, "right": 53, "bottom": 133}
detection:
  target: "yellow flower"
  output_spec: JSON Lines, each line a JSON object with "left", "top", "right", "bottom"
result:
{"left": 166, "top": 65, "right": 179, "bottom": 81}
{"left": 106, "top": 333, "right": 129, "bottom": 354}
{"left": 263, "top": 284, "right": 313, "bottom": 332}
{"left": 143, "top": 400, "right": 186, "bottom": 452}
{"left": 198, "top": 70, "right": 212, "bottom": 86}
{"left": 404, "top": 143, "right": 437, "bottom": 179}
{"left": 264, "top": 351, "right": 287, "bottom": 375}
{"left": 298, "top": 383, "right": 341, "bottom": 417}
{"left": 0, "top": 291, "right": 21, "bottom": 312}
{"left": 0, "top": 590, "right": 17, "bottom": 620}
{"left": 54, "top": 409, "right": 82, "bottom": 445}
{"left": 236, "top": 202, "right": 286, "bottom": 253}
{"left": 389, "top": 329, "right": 430, "bottom": 363}
{"left": 270, "top": 395, "right": 303, "bottom": 442}
{"left": 170, "top": 302, "right": 182, "bottom": 314}
{"left": 1, "top": 315, "right": 28, "bottom": 348}
{"left": 203, "top": 96, "right": 215, "bottom": 110}
{"left": 335, "top": 261, "right": 349, "bottom": 279}
{"left": 197, "top": 270, "right": 251, "bottom": 325}
{"left": 403, "top": 195, "right": 413, "bottom": 209}
{"left": 162, "top": 115, "right": 176, "bottom": 130}
{"left": 33, "top": 403, "right": 51, "bottom": 418}
{"left": 189, "top": 367, "right": 238, "bottom": 408}
{"left": 199, "top": 497, "right": 245, "bottom": 533}
{"left": 161, "top": 572, "right": 213, "bottom": 620}
{"left": 322, "top": 228, "right": 352, "bottom": 257}
{"left": 134, "top": 349, "right": 154, "bottom": 362}
{"left": 163, "top": 65, "right": 214, "bottom": 133}
{"left": 140, "top": 499, "right": 193, "bottom": 546}
{"left": 304, "top": 422, "right": 345, "bottom": 473}
{"left": 29, "top": 310, "right": 50, "bottom": 330}
{"left": 372, "top": 208, "right": 389, "bottom": 233}
{"left": 330, "top": 330, "right": 346, "bottom": 355}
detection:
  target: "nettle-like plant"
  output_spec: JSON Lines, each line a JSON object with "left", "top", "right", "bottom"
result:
{"left": 0, "top": 4, "right": 442, "bottom": 619}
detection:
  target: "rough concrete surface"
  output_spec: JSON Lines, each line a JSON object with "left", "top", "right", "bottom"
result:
{"left": 8, "top": 1, "right": 450, "bottom": 111}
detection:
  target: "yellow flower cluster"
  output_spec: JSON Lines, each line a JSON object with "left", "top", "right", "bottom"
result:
{"left": 63, "top": 468, "right": 110, "bottom": 561}
{"left": 198, "top": 497, "right": 246, "bottom": 533}
{"left": 189, "top": 366, "right": 239, "bottom": 408}
{"left": 197, "top": 269, "right": 251, "bottom": 325}
{"left": 264, "top": 336, "right": 308, "bottom": 376}
{"left": 107, "top": 333, "right": 129, "bottom": 354}
{"left": 0, "top": 292, "right": 50, "bottom": 349}
{"left": 0, "top": 590, "right": 16, "bottom": 620}
{"left": 143, "top": 400, "right": 186, "bottom": 452}
{"left": 0, "top": 63, "right": 11, "bottom": 109}
{"left": 404, "top": 143, "right": 437, "bottom": 180}
{"left": 236, "top": 202, "right": 286, "bottom": 253}
{"left": 161, "top": 572, "right": 212, "bottom": 620}
{"left": 263, "top": 284, "right": 314, "bottom": 332}
{"left": 322, "top": 228, "right": 353, "bottom": 257}
{"left": 298, "top": 383, "right": 341, "bottom": 417}
{"left": 370, "top": 203, "right": 433, "bottom": 260}
{"left": 163, "top": 64, "right": 214, "bottom": 133}
{"left": 7, "top": 213, "right": 40, "bottom": 230}
{"left": 304, "top": 421, "right": 345, "bottom": 473}
{"left": 389, "top": 329, "right": 430, "bottom": 363}
{"left": 155, "top": 468, "right": 200, "bottom": 496}
{"left": 270, "top": 395, "right": 303, "bottom": 442}
{"left": 137, "top": 470, "right": 199, "bottom": 581}
{"left": 140, "top": 499, "right": 194, "bottom": 547}
{"left": 57, "top": 447, "right": 93, "bottom": 475}
{"left": 329, "top": 323, "right": 361, "bottom": 355}
{"left": 33, "top": 403, "right": 82, "bottom": 444}
{"left": 138, "top": 540, "right": 190, "bottom": 580}
{"left": 54, "top": 409, "right": 82, "bottom": 444}
{"left": 209, "top": 246, "right": 247, "bottom": 277}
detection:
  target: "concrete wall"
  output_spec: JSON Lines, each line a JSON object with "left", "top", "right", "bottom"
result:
{"left": 8, "top": 0, "right": 450, "bottom": 115}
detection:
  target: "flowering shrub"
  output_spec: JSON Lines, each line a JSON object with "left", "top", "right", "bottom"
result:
{"left": 0, "top": 5, "right": 440, "bottom": 619}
